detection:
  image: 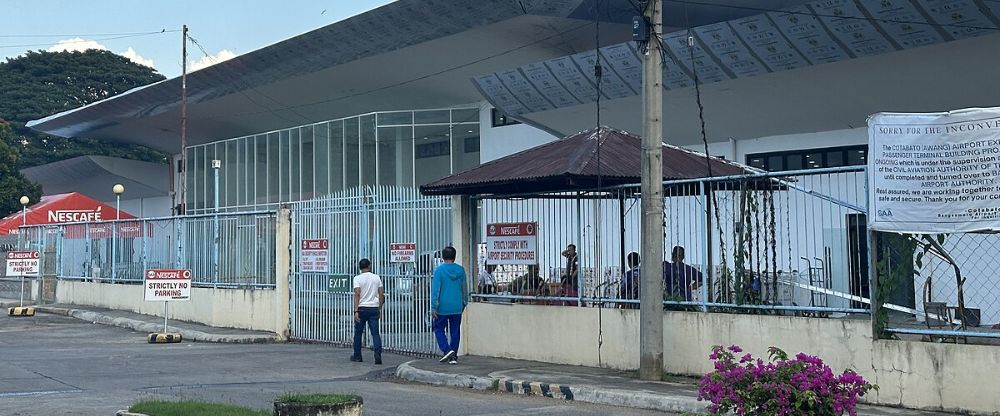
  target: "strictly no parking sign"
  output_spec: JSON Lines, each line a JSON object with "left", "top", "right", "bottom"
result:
{"left": 144, "top": 269, "right": 192, "bottom": 301}
{"left": 5, "top": 251, "right": 40, "bottom": 276}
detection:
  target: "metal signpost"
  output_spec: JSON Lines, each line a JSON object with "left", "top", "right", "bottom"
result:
{"left": 144, "top": 269, "right": 192, "bottom": 334}
{"left": 5, "top": 251, "right": 40, "bottom": 307}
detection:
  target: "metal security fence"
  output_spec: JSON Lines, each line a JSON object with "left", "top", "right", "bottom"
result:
{"left": 473, "top": 167, "right": 871, "bottom": 317}
{"left": 15, "top": 211, "right": 277, "bottom": 288}
{"left": 880, "top": 232, "right": 1000, "bottom": 342}
{"left": 290, "top": 186, "right": 451, "bottom": 355}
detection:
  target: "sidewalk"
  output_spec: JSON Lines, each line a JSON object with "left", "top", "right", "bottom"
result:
{"left": 28, "top": 303, "right": 279, "bottom": 343}
{"left": 396, "top": 355, "right": 957, "bottom": 416}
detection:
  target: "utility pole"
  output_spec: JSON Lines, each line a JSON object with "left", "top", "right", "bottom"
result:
{"left": 179, "top": 24, "right": 189, "bottom": 215}
{"left": 639, "top": 0, "right": 664, "bottom": 381}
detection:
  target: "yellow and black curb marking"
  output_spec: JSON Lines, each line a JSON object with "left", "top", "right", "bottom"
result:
{"left": 7, "top": 307, "right": 35, "bottom": 317}
{"left": 501, "top": 379, "right": 574, "bottom": 401}
{"left": 147, "top": 333, "right": 182, "bottom": 343}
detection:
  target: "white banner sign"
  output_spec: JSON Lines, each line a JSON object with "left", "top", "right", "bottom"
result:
{"left": 390, "top": 243, "right": 416, "bottom": 263}
{"left": 868, "top": 108, "right": 1000, "bottom": 233}
{"left": 485, "top": 222, "right": 538, "bottom": 265}
{"left": 144, "top": 269, "right": 192, "bottom": 302}
{"left": 5, "top": 251, "right": 40, "bottom": 277}
{"left": 300, "top": 239, "right": 330, "bottom": 273}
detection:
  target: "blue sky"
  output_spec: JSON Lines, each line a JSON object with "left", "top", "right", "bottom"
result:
{"left": 1, "top": 0, "right": 396, "bottom": 78}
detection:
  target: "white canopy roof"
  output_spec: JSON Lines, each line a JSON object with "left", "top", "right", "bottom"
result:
{"left": 26, "top": 0, "right": 811, "bottom": 152}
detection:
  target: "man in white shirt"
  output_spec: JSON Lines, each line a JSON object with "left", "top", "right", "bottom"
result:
{"left": 351, "top": 258, "right": 384, "bottom": 364}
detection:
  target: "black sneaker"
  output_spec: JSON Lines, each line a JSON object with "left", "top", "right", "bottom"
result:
{"left": 350, "top": 355, "right": 363, "bottom": 362}
{"left": 449, "top": 356, "right": 458, "bottom": 365}
{"left": 439, "top": 350, "right": 456, "bottom": 363}
{"left": 374, "top": 353, "right": 382, "bottom": 365}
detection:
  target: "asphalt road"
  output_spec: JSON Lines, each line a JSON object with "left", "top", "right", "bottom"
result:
{"left": 0, "top": 313, "right": 673, "bottom": 415}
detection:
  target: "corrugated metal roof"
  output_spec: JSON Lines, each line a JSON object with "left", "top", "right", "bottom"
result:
{"left": 420, "top": 126, "right": 753, "bottom": 196}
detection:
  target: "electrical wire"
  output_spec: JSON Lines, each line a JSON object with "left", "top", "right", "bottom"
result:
{"left": 0, "top": 30, "right": 177, "bottom": 50}
{"left": 192, "top": 21, "right": 593, "bottom": 122}
{"left": 188, "top": 34, "right": 312, "bottom": 125}
{"left": 0, "top": 29, "right": 179, "bottom": 38}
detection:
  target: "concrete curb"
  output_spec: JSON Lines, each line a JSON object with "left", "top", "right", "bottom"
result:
{"left": 395, "top": 361, "right": 707, "bottom": 414}
{"left": 33, "top": 306, "right": 280, "bottom": 343}
{"left": 396, "top": 361, "right": 498, "bottom": 391}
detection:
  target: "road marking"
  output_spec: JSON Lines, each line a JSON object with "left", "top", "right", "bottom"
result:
{"left": 0, "top": 389, "right": 82, "bottom": 398}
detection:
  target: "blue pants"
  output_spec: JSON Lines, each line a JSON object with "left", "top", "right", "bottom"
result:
{"left": 433, "top": 314, "right": 462, "bottom": 354}
{"left": 353, "top": 307, "right": 382, "bottom": 356}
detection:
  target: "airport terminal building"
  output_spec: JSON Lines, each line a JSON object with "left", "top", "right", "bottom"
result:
{"left": 19, "top": 3, "right": 1000, "bottom": 413}
{"left": 26, "top": 0, "right": 1000, "bottom": 216}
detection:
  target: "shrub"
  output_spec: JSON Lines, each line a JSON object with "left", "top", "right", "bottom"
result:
{"left": 698, "top": 345, "right": 877, "bottom": 416}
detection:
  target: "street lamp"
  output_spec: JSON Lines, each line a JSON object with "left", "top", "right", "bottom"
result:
{"left": 19, "top": 196, "right": 29, "bottom": 226}
{"left": 111, "top": 184, "right": 124, "bottom": 282}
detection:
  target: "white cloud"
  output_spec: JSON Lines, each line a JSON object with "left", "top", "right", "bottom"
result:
{"left": 47, "top": 38, "right": 156, "bottom": 69}
{"left": 47, "top": 38, "right": 108, "bottom": 53}
{"left": 121, "top": 47, "right": 155, "bottom": 68}
{"left": 190, "top": 49, "right": 237, "bottom": 72}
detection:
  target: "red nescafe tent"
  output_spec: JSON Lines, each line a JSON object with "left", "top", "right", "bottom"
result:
{"left": 0, "top": 192, "right": 141, "bottom": 238}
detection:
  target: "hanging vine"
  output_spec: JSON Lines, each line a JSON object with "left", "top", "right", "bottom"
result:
{"left": 768, "top": 187, "right": 778, "bottom": 306}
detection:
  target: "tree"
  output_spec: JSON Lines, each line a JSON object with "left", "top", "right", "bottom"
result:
{"left": 0, "top": 50, "right": 169, "bottom": 168}
{"left": 0, "top": 120, "right": 42, "bottom": 218}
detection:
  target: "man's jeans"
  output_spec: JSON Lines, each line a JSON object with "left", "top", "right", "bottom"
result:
{"left": 433, "top": 314, "right": 462, "bottom": 354}
{"left": 353, "top": 307, "right": 382, "bottom": 357}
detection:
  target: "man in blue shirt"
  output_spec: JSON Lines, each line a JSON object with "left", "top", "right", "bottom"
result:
{"left": 663, "top": 246, "right": 703, "bottom": 302}
{"left": 618, "top": 252, "right": 641, "bottom": 309}
{"left": 432, "top": 246, "right": 468, "bottom": 364}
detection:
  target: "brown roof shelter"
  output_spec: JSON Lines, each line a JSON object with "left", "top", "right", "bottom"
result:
{"left": 421, "top": 126, "right": 770, "bottom": 287}
{"left": 420, "top": 126, "right": 759, "bottom": 197}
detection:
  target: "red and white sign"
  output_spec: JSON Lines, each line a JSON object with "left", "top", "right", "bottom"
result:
{"left": 144, "top": 269, "right": 192, "bottom": 301}
{"left": 5, "top": 251, "right": 40, "bottom": 276}
{"left": 486, "top": 222, "right": 538, "bottom": 265}
{"left": 300, "top": 239, "right": 330, "bottom": 273}
{"left": 0, "top": 192, "right": 136, "bottom": 236}
{"left": 390, "top": 243, "right": 416, "bottom": 263}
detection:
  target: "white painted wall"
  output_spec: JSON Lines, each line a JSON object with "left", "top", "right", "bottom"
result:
{"left": 695, "top": 127, "right": 869, "bottom": 163}
{"left": 479, "top": 103, "right": 558, "bottom": 163}
{"left": 465, "top": 302, "right": 1000, "bottom": 415}
{"left": 55, "top": 280, "right": 279, "bottom": 333}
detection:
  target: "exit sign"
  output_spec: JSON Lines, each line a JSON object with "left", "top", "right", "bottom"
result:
{"left": 327, "top": 275, "right": 352, "bottom": 293}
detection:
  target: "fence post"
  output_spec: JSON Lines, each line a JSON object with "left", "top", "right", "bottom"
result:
{"left": 700, "top": 180, "right": 711, "bottom": 312}
{"left": 41, "top": 233, "right": 57, "bottom": 304}
{"left": 275, "top": 208, "right": 291, "bottom": 340}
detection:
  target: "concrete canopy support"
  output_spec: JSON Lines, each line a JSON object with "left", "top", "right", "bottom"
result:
{"left": 640, "top": 0, "right": 665, "bottom": 381}
{"left": 274, "top": 208, "right": 291, "bottom": 341}
{"left": 451, "top": 195, "right": 474, "bottom": 355}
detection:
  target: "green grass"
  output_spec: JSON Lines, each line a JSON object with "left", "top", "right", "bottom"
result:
{"left": 129, "top": 399, "right": 270, "bottom": 416}
{"left": 277, "top": 393, "right": 358, "bottom": 405}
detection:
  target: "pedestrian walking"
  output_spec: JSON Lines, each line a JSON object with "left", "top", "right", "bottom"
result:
{"left": 351, "top": 258, "right": 384, "bottom": 364}
{"left": 432, "top": 246, "right": 467, "bottom": 364}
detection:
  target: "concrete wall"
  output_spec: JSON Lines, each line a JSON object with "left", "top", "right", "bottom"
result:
{"left": 55, "top": 280, "right": 279, "bottom": 333}
{"left": 465, "top": 302, "right": 1000, "bottom": 415}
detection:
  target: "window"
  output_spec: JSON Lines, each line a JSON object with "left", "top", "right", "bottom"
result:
{"left": 745, "top": 145, "right": 868, "bottom": 172}
{"left": 491, "top": 108, "right": 521, "bottom": 127}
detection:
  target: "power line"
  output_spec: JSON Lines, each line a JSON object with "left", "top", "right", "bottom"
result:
{"left": 194, "top": 21, "right": 593, "bottom": 122}
{"left": 0, "top": 29, "right": 180, "bottom": 38}
{"left": 187, "top": 34, "right": 312, "bottom": 125}
{"left": 0, "top": 31, "right": 177, "bottom": 50}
